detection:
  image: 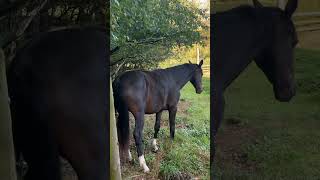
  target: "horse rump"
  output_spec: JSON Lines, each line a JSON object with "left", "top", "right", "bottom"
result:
{"left": 114, "top": 90, "right": 130, "bottom": 162}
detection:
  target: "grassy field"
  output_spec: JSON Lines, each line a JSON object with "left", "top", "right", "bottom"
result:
{"left": 122, "top": 78, "right": 210, "bottom": 180}
{"left": 214, "top": 48, "right": 320, "bottom": 179}
{"left": 213, "top": 2, "right": 320, "bottom": 179}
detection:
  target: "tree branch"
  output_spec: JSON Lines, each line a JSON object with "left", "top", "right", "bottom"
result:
{"left": 110, "top": 55, "right": 138, "bottom": 66}
{"left": 127, "top": 37, "right": 164, "bottom": 45}
{"left": 16, "top": 0, "right": 48, "bottom": 37}
{"left": 111, "top": 60, "right": 126, "bottom": 78}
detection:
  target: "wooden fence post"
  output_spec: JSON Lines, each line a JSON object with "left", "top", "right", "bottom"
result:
{"left": 196, "top": 44, "right": 200, "bottom": 64}
{"left": 0, "top": 48, "right": 17, "bottom": 180}
{"left": 277, "top": 0, "right": 287, "bottom": 10}
{"left": 110, "top": 78, "right": 122, "bottom": 180}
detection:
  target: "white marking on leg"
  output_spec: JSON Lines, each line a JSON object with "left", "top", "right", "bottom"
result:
{"left": 152, "top": 138, "right": 159, "bottom": 152}
{"left": 138, "top": 155, "right": 150, "bottom": 173}
{"left": 128, "top": 150, "right": 132, "bottom": 161}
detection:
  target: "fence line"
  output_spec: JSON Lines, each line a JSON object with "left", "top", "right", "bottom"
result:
{"left": 202, "top": 65, "right": 210, "bottom": 77}
{"left": 294, "top": 12, "right": 320, "bottom": 17}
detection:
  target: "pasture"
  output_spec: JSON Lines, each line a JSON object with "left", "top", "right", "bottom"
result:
{"left": 213, "top": 1, "right": 320, "bottom": 179}
{"left": 214, "top": 44, "right": 320, "bottom": 179}
{"left": 122, "top": 77, "right": 210, "bottom": 179}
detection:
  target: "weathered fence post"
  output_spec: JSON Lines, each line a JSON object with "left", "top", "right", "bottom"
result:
{"left": 277, "top": 0, "right": 287, "bottom": 10}
{"left": 110, "top": 78, "right": 122, "bottom": 180}
{"left": 196, "top": 44, "right": 200, "bottom": 64}
{"left": 0, "top": 48, "right": 17, "bottom": 180}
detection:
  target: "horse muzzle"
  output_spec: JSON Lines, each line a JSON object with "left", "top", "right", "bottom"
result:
{"left": 196, "top": 88, "right": 203, "bottom": 94}
{"left": 274, "top": 85, "right": 296, "bottom": 102}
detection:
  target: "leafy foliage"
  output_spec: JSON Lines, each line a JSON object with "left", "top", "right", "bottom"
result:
{"left": 110, "top": 0, "right": 208, "bottom": 77}
{"left": 0, "top": 0, "right": 107, "bottom": 64}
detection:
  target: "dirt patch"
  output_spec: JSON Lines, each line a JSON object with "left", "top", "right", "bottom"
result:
{"left": 159, "top": 172, "right": 193, "bottom": 180}
{"left": 121, "top": 147, "right": 166, "bottom": 180}
{"left": 175, "top": 100, "right": 192, "bottom": 129}
{"left": 215, "top": 118, "right": 258, "bottom": 171}
{"left": 298, "top": 30, "right": 320, "bottom": 50}
{"left": 177, "top": 99, "right": 191, "bottom": 114}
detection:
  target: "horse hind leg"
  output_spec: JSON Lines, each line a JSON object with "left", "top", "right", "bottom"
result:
{"left": 128, "top": 149, "right": 133, "bottom": 162}
{"left": 133, "top": 111, "right": 150, "bottom": 173}
{"left": 152, "top": 111, "right": 162, "bottom": 152}
{"left": 211, "top": 93, "right": 225, "bottom": 174}
{"left": 21, "top": 117, "right": 61, "bottom": 180}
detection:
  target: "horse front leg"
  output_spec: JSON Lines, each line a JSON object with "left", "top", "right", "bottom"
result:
{"left": 133, "top": 111, "right": 150, "bottom": 173}
{"left": 169, "top": 106, "right": 177, "bottom": 140}
{"left": 213, "top": 93, "right": 225, "bottom": 136}
{"left": 152, "top": 111, "right": 163, "bottom": 152}
{"left": 211, "top": 93, "right": 225, "bottom": 175}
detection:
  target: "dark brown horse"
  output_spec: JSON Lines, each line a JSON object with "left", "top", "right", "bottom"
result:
{"left": 211, "top": 0, "right": 298, "bottom": 175}
{"left": 113, "top": 60, "right": 203, "bottom": 172}
{"left": 8, "top": 27, "right": 108, "bottom": 180}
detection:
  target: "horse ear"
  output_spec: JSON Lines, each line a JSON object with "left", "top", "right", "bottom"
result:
{"left": 285, "top": 0, "right": 298, "bottom": 18}
{"left": 253, "top": 0, "right": 263, "bottom": 8}
{"left": 189, "top": 60, "right": 192, "bottom": 64}
{"left": 199, "top": 60, "right": 203, "bottom": 67}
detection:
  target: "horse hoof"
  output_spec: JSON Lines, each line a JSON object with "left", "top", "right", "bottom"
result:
{"left": 152, "top": 146, "right": 159, "bottom": 153}
{"left": 143, "top": 167, "right": 150, "bottom": 173}
{"left": 128, "top": 157, "right": 133, "bottom": 163}
{"left": 151, "top": 139, "right": 159, "bottom": 153}
{"left": 139, "top": 155, "right": 150, "bottom": 173}
{"left": 128, "top": 150, "right": 133, "bottom": 162}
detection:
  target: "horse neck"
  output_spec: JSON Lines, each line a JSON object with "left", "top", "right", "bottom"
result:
{"left": 214, "top": 7, "right": 271, "bottom": 91}
{"left": 166, "top": 64, "right": 195, "bottom": 90}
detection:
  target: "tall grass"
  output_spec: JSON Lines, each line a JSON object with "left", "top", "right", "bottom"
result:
{"left": 214, "top": 48, "right": 320, "bottom": 179}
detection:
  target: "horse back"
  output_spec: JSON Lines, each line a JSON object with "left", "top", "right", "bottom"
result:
{"left": 9, "top": 27, "right": 108, "bottom": 127}
{"left": 114, "top": 70, "right": 174, "bottom": 114}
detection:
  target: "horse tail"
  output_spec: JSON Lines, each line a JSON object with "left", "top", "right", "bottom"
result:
{"left": 114, "top": 91, "right": 130, "bottom": 158}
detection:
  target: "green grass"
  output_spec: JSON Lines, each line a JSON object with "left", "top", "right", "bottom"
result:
{"left": 123, "top": 78, "right": 210, "bottom": 179}
{"left": 214, "top": 48, "right": 320, "bottom": 179}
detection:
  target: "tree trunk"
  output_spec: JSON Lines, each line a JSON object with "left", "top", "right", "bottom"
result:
{"left": 110, "top": 78, "right": 122, "bottom": 180}
{"left": 0, "top": 48, "right": 17, "bottom": 180}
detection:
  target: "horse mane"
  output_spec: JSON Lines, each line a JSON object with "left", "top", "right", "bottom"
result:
{"left": 214, "top": 4, "right": 283, "bottom": 22}
{"left": 156, "top": 63, "right": 197, "bottom": 75}
{"left": 212, "top": 3, "right": 286, "bottom": 48}
{"left": 213, "top": 5, "right": 256, "bottom": 17}
{"left": 147, "top": 64, "right": 198, "bottom": 81}
{"left": 164, "top": 63, "right": 196, "bottom": 70}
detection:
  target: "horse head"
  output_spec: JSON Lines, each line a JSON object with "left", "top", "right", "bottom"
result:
{"left": 253, "top": 0, "right": 298, "bottom": 102}
{"left": 189, "top": 60, "right": 204, "bottom": 94}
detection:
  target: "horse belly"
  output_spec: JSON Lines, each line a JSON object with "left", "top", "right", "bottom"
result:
{"left": 145, "top": 96, "right": 165, "bottom": 114}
